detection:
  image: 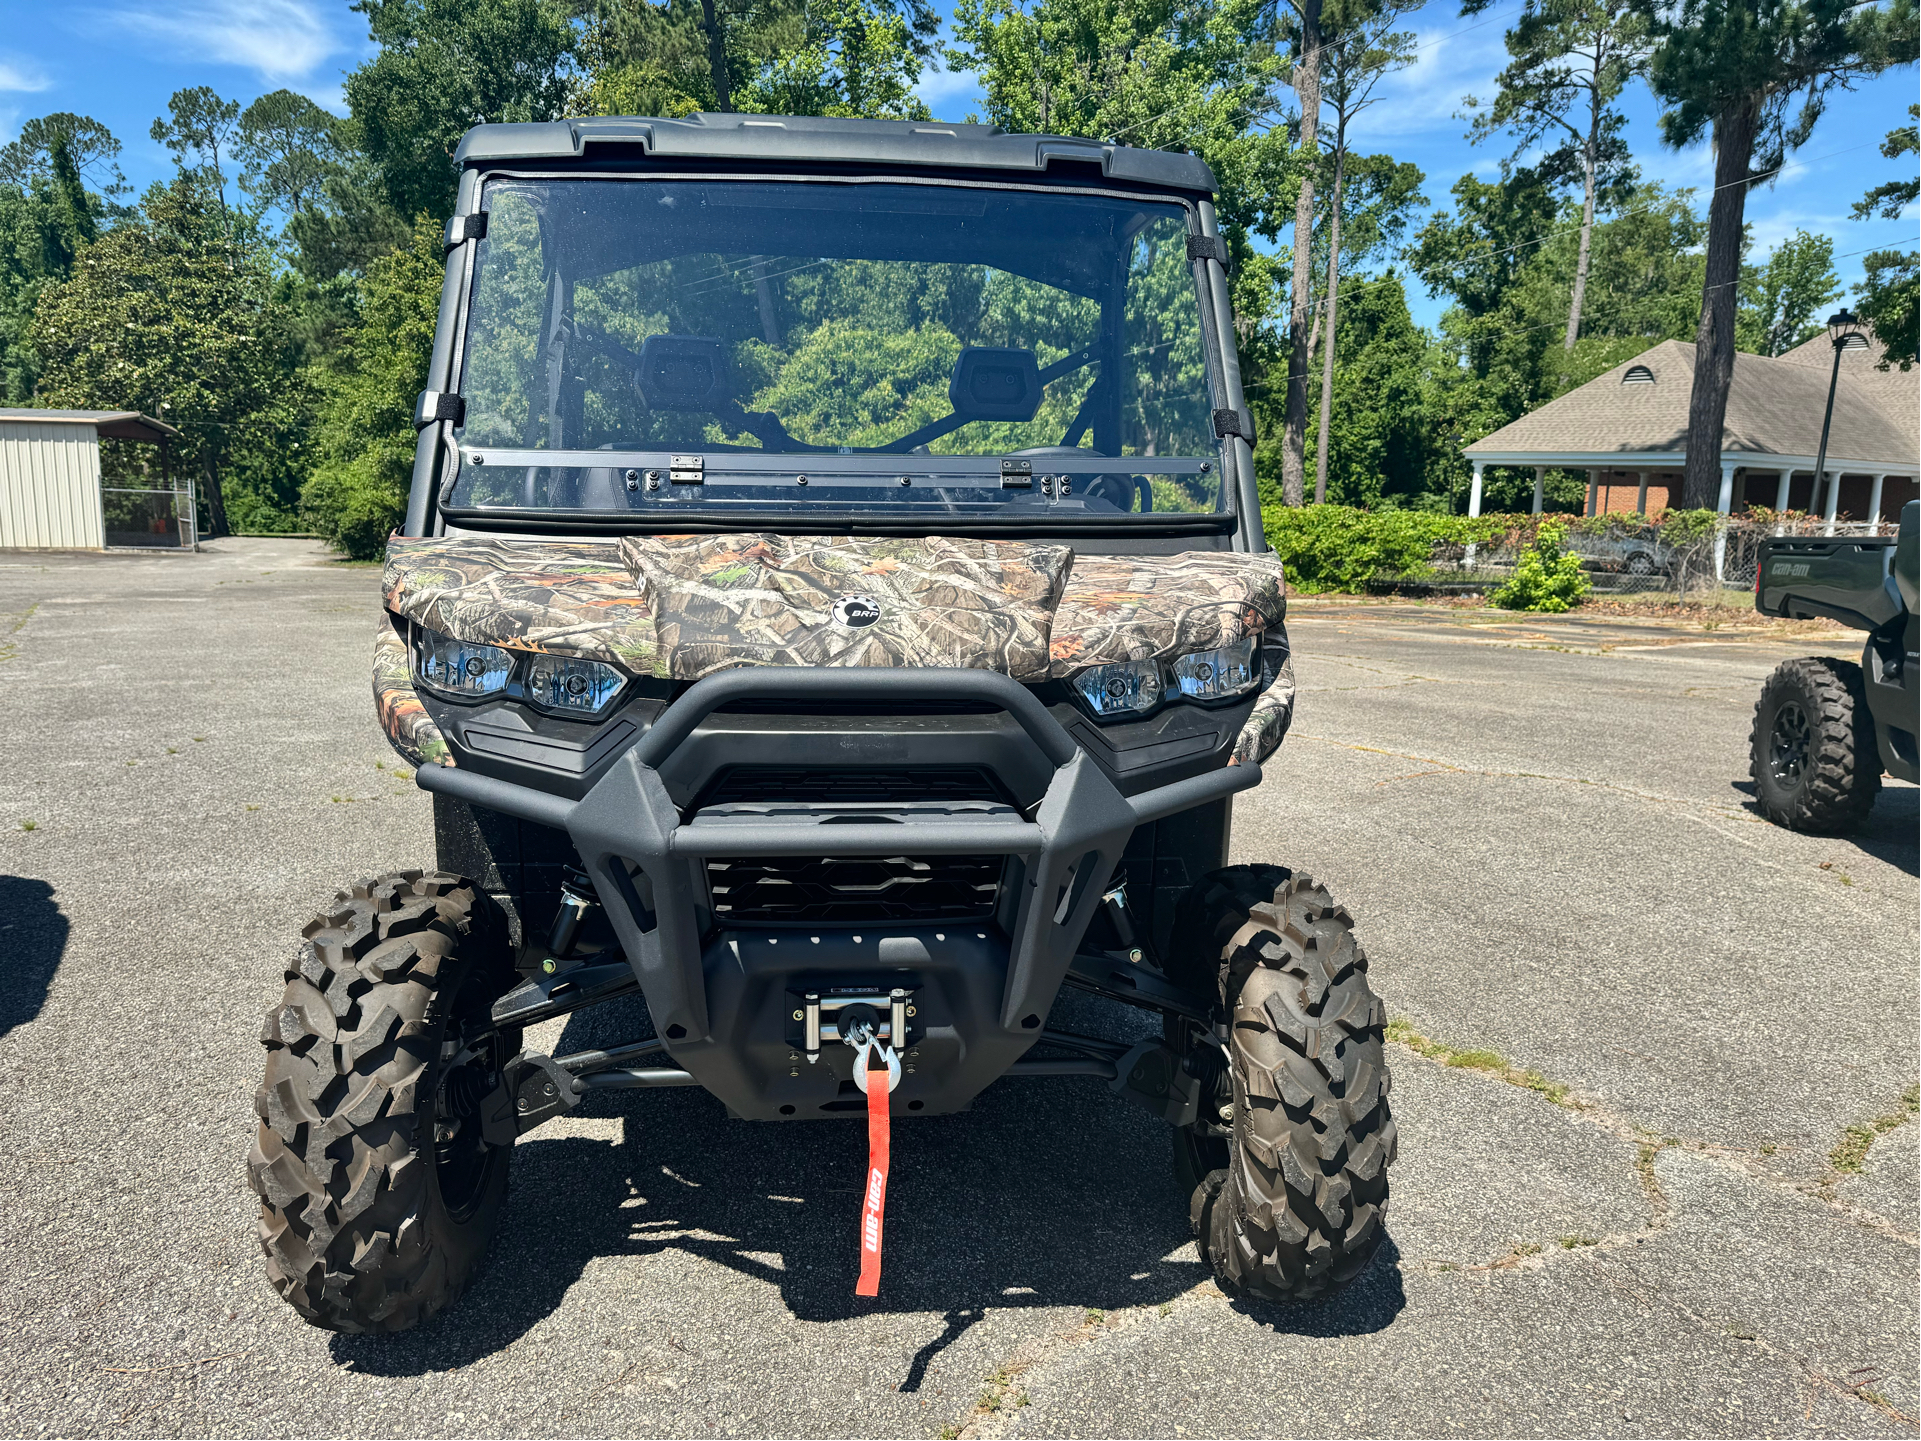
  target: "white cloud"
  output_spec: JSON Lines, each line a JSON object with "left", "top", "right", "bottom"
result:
{"left": 914, "top": 63, "right": 983, "bottom": 120}
{"left": 1351, "top": 12, "right": 1509, "bottom": 143}
{"left": 103, "top": 0, "right": 337, "bottom": 82}
{"left": 0, "top": 56, "right": 53, "bottom": 93}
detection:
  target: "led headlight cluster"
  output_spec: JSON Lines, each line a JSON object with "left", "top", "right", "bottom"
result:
{"left": 1071, "top": 635, "right": 1260, "bottom": 718}
{"left": 412, "top": 626, "right": 627, "bottom": 718}
{"left": 414, "top": 629, "right": 512, "bottom": 698}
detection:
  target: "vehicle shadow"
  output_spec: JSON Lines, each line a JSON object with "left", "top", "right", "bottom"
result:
{"left": 0, "top": 876, "right": 68, "bottom": 1040}
{"left": 333, "top": 991, "right": 1407, "bottom": 1376}
{"left": 1729, "top": 780, "right": 1920, "bottom": 877}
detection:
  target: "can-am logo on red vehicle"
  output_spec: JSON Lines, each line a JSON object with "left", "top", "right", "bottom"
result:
{"left": 832, "top": 594, "right": 884, "bottom": 628}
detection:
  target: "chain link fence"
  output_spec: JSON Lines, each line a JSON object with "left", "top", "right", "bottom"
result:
{"left": 103, "top": 484, "right": 198, "bottom": 549}
{"left": 1372, "top": 515, "right": 1887, "bottom": 601}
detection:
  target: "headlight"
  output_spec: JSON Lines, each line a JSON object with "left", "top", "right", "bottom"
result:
{"left": 1169, "top": 635, "right": 1259, "bottom": 701}
{"left": 1072, "top": 658, "right": 1165, "bottom": 716}
{"left": 524, "top": 654, "right": 627, "bottom": 716}
{"left": 1070, "top": 636, "right": 1262, "bottom": 719}
{"left": 414, "top": 627, "right": 512, "bottom": 698}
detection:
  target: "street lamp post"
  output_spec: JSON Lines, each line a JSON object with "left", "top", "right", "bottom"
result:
{"left": 1812, "top": 308, "right": 1863, "bottom": 535}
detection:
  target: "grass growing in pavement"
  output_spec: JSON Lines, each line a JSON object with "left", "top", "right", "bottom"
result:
{"left": 1385, "top": 1019, "right": 1574, "bottom": 1107}
{"left": 1830, "top": 1085, "right": 1921, "bottom": 1174}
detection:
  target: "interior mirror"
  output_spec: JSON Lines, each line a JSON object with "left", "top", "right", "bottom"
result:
{"left": 637, "top": 335, "right": 733, "bottom": 412}
{"left": 949, "top": 347, "right": 1042, "bottom": 423}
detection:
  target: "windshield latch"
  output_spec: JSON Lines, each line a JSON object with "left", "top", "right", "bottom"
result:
{"left": 669, "top": 454, "right": 705, "bottom": 486}
{"left": 1000, "top": 458, "right": 1034, "bottom": 489}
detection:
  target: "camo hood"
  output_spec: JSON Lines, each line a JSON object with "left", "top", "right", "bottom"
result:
{"left": 379, "top": 533, "right": 1293, "bottom": 764}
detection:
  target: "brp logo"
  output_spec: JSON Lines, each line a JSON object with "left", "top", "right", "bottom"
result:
{"left": 832, "top": 594, "right": 884, "bottom": 628}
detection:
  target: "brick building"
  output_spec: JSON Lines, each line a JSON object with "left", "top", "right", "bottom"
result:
{"left": 1459, "top": 331, "right": 1918, "bottom": 526}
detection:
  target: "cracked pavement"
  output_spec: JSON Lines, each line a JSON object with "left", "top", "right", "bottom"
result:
{"left": 0, "top": 545, "right": 1913, "bottom": 1438}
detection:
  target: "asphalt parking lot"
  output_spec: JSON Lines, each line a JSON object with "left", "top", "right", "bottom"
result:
{"left": 0, "top": 538, "right": 1914, "bottom": 1439}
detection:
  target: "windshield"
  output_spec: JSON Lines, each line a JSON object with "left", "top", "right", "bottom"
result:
{"left": 448, "top": 178, "right": 1227, "bottom": 519}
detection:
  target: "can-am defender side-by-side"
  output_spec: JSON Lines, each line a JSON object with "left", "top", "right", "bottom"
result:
{"left": 247, "top": 114, "right": 1397, "bottom": 1332}
{"left": 1749, "top": 500, "right": 1918, "bottom": 832}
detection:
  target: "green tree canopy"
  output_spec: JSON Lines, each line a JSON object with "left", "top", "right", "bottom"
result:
{"left": 344, "top": 0, "right": 579, "bottom": 222}
{"left": 300, "top": 215, "right": 446, "bottom": 558}
{"left": 237, "top": 90, "right": 350, "bottom": 218}
{"left": 1852, "top": 104, "right": 1918, "bottom": 369}
{"left": 150, "top": 87, "right": 242, "bottom": 216}
{"left": 29, "top": 178, "right": 301, "bottom": 535}
{"left": 1736, "top": 228, "right": 1839, "bottom": 356}
{"left": 0, "top": 116, "right": 122, "bottom": 404}
{"left": 1458, "top": 0, "right": 1645, "bottom": 351}
{"left": 737, "top": 0, "right": 933, "bottom": 117}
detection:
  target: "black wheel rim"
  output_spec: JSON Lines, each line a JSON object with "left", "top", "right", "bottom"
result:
{"left": 1769, "top": 701, "right": 1812, "bottom": 785}
{"left": 433, "top": 981, "right": 506, "bottom": 1221}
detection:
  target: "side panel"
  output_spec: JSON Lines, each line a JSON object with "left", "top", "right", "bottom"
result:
{"left": 0, "top": 423, "right": 104, "bottom": 550}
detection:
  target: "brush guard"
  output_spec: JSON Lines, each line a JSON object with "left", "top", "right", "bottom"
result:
{"left": 419, "top": 668, "right": 1260, "bottom": 1117}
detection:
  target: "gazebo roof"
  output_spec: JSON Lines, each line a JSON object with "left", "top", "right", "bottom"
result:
{"left": 1463, "top": 338, "right": 1917, "bottom": 472}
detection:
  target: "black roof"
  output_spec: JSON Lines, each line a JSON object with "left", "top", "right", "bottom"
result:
{"left": 453, "top": 113, "right": 1218, "bottom": 196}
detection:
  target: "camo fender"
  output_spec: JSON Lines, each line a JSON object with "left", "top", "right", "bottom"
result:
{"left": 1048, "top": 551, "right": 1288, "bottom": 676}
{"left": 383, "top": 535, "right": 659, "bottom": 671}
{"left": 1233, "top": 626, "right": 1296, "bottom": 766}
{"left": 619, "top": 533, "right": 1072, "bottom": 681}
{"left": 373, "top": 609, "right": 450, "bottom": 768}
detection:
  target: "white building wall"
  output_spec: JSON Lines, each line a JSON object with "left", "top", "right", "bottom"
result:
{"left": 0, "top": 423, "right": 104, "bottom": 549}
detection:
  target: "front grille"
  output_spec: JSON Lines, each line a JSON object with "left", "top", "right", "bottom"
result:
{"left": 707, "top": 854, "right": 1003, "bottom": 924}
{"left": 714, "top": 698, "right": 999, "bottom": 716}
{"left": 696, "top": 765, "right": 1011, "bottom": 808}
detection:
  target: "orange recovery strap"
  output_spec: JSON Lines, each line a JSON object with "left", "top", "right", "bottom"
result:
{"left": 856, "top": 1050, "right": 890, "bottom": 1297}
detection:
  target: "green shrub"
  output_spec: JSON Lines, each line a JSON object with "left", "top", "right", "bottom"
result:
{"left": 1262, "top": 505, "right": 1508, "bottom": 593}
{"left": 1489, "top": 521, "right": 1590, "bottom": 612}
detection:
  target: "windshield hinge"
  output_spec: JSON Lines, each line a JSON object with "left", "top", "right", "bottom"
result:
{"left": 1187, "top": 234, "right": 1230, "bottom": 268}
{"left": 1212, "top": 408, "right": 1255, "bottom": 444}
{"left": 414, "top": 391, "right": 465, "bottom": 430}
{"left": 669, "top": 454, "right": 705, "bottom": 485}
{"left": 1000, "top": 458, "right": 1035, "bottom": 489}
{"left": 444, "top": 211, "right": 489, "bottom": 251}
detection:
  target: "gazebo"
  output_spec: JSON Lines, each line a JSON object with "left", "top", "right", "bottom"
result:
{"left": 1460, "top": 333, "right": 1919, "bottom": 527}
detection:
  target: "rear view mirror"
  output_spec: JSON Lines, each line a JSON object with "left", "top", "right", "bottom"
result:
{"left": 637, "top": 335, "right": 734, "bottom": 412}
{"left": 949, "top": 347, "right": 1042, "bottom": 423}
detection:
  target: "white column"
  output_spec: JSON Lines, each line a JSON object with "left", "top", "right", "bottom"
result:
{"left": 1466, "top": 462, "right": 1485, "bottom": 566}
{"left": 1531, "top": 466, "right": 1545, "bottom": 515}
{"left": 1586, "top": 474, "right": 1599, "bottom": 517}
{"left": 1714, "top": 460, "right": 1737, "bottom": 582}
{"left": 1773, "top": 469, "right": 1792, "bottom": 515}
{"left": 1634, "top": 472, "right": 1649, "bottom": 515}
{"left": 1867, "top": 474, "right": 1886, "bottom": 534}
{"left": 1823, "top": 468, "right": 1841, "bottom": 535}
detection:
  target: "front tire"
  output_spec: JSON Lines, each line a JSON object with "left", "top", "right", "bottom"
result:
{"left": 1174, "top": 868, "right": 1395, "bottom": 1303}
{"left": 247, "top": 871, "right": 517, "bottom": 1333}
{"left": 1750, "top": 657, "right": 1880, "bottom": 833}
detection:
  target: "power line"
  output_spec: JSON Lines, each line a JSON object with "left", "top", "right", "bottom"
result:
{"left": 1106, "top": 0, "right": 1525, "bottom": 143}
{"left": 1238, "top": 240, "right": 1901, "bottom": 395}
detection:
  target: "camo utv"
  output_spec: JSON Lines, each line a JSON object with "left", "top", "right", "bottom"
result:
{"left": 248, "top": 114, "right": 1397, "bottom": 1331}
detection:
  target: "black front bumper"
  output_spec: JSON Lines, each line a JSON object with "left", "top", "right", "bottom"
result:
{"left": 417, "top": 667, "right": 1259, "bottom": 1118}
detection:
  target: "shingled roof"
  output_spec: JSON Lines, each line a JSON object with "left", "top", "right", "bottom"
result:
{"left": 1464, "top": 337, "right": 1918, "bottom": 472}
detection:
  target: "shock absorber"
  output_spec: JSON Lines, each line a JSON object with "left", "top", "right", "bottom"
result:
{"left": 546, "top": 868, "right": 599, "bottom": 963}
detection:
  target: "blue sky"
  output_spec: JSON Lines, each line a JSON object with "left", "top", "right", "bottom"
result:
{"left": 2, "top": 0, "right": 1914, "bottom": 331}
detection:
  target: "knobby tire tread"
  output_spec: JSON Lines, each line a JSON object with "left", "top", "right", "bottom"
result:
{"left": 1181, "top": 867, "right": 1396, "bottom": 1303}
{"left": 1749, "top": 656, "right": 1880, "bottom": 833}
{"left": 246, "top": 870, "right": 508, "bottom": 1333}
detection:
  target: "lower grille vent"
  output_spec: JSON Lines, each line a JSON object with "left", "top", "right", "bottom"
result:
{"left": 697, "top": 765, "right": 1010, "bottom": 807}
{"left": 707, "top": 854, "right": 1003, "bottom": 924}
